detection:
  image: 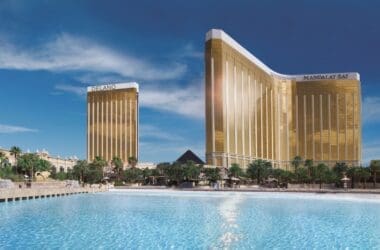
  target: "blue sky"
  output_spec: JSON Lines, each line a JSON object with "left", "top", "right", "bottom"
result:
{"left": 0, "top": 0, "right": 379, "bottom": 164}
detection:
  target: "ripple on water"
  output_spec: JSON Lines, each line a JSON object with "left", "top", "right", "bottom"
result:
{"left": 0, "top": 191, "right": 379, "bottom": 249}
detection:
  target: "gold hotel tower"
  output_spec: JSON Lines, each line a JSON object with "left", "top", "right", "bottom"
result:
{"left": 87, "top": 83, "right": 139, "bottom": 164}
{"left": 205, "top": 29, "right": 361, "bottom": 169}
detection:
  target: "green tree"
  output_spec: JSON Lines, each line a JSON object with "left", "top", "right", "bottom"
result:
{"left": 111, "top": 156, "right": 124, "bottom": 181}
{"left": 50, "top": 166, "right": 57, "bottom": 179}
{"left": 314, "top": 163, "right": 331, "bottom": 189}
{"left": 291, "top": 156, "right": 303, "bottom": 172}
{"left": 357, "top": 167, "right": 371, "bottom": 189}
{"left": 0, "top": 151, "right": 6, "bottom": 164}
{"left": 86, "top": 163, "right": 104, "bottom": 184}
{"left": 66, "top": 168, "right": 74, "bottom": 180}
{"left": 124, "top": 167, "right": 143, "bottom": 183}
{"left": 370, "top": 160, "right": 380, "bottom": 188}
{"left": 92, "top": 156, "right": 107, "bottom": 169}
{"left": 36, "top": 159, "right": 52, "bottom": 172}
{"left": 17, "top": 153, "right": 40, "bottom": 180}
{"left": 141, "top": 168, "right": 160, "bottom": 185}
{"left": 333, "top": 162, "right": 348, "bottom": 187}
{"left": 229, "top": 163, "right": 243, "bottom": 178}
{"left": 73, "top": 160, "right": 89, "bottom": 184}
{"left": 9, "top": 146, "right": 22, "bottom": 167}
{"left": 128, "top": 156, "right": 138, "bottom": 168}
{"left": 162, "top": 162, "right": 184, "bottom": 185}
{"left": 333, "top": 162, "right": 348, "bottom": 177}
{"left": 86, "top": 156, "right": 107, "bottom": 183}
{"left": 304, "top": 159, "right": 314, "bottom": 179}
{"left": 142, "top": 168, "right": 152, "bottom": 184}
{"left": 55, "top": 172, "right": 67, "bottom": 181}
{"left": 85, "top": 167, "right": 103, "bottom": 184}
{"left": 0, "top": 152, "right": 10, "bottom": 168}
{"left": 295, "top": 167, "right": 309, "bottom": 183}
{"left": 0, "top": 163, "right": 20, "bottom": 181}
{"left": 203, "top": 168, "right": 221, "bottom": 183}
{"left": 247, "top": 159, "right": 272, "bottom": 184}
{"left": 183, "top": 161, "right": 201, "bottom": 181}
{"left": 271, "top": 168, "right": 293, "bottom": 186}
{"left": 347, "top": 167, "right": 360, "bottom": 189}
{"left": 156, "top": 162, "right": 171, "bottom": 176}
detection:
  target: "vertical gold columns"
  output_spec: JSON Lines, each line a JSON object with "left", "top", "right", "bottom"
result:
{"left": 87, "top": 84, "right": 139, "bottom": 164}
{"left": 205, "top": 30, "right": 361, "bottom": 169}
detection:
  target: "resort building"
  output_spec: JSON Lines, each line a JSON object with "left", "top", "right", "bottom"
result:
{"left": 87, "top": 83, "right": 139, "bottom": 164}
{"left": 205, "top": 29, "right": 362, "bottom": 169}
{"left": 0, "top": 148, "right": 77, "bottom": 172}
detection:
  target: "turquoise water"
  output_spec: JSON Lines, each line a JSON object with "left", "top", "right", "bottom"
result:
{"left": 0, "top": 190, "right": 379, "bottom": 249}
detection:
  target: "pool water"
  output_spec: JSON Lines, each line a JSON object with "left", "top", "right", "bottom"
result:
{"left": 0, "top": 190, "right": 379, "bottom": 249}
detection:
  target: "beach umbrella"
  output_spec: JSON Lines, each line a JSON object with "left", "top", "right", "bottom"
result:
{"left": 341, "top": 175, "right": 350, "bottom": 189}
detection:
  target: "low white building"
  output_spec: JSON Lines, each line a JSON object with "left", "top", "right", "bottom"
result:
{"left": 136, "top": 162, "right": 157, "bottom": 169}
{"left": 0, "top": 148, "right": 78, "bottom": 173}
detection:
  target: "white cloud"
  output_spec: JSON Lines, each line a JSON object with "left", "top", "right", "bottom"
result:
{"left": 140, "top": 81, "right": 204, "bottom": 119}
{"left": 140, "top": 124, "right": 183, "bottom": 141}
{"left": 0, "top": 124, "right": 38, "bottom": 134}
{"left": 0, "top": 33, "right": 186, "bottom": 80}
{"left": 362, "top": 96, "right": 380, "bottom": 124}
{"left": 54, "top": 79, "right": 205, "bottom": 120}
{"left": 55, "top": 84, "right": 86, "bottom": 96}
{"left": 179, "top": 43, "right": 203, "bottom": 59}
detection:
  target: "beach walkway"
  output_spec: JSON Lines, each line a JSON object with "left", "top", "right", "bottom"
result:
{"left": 0, "top": 186, "right": 107, "bottom": 203}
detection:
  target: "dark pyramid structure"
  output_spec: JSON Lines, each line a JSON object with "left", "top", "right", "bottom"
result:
{"left": 176, "top": 150, "right": 205, "bottom": 165}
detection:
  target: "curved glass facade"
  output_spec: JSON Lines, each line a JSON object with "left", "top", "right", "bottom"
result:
{"left": 205, "top": 29, "right": 361, "bottom": 169}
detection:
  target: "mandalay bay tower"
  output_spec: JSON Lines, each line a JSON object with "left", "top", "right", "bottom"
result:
{"left": 87, "top": 83, "right": 139, "bottom": 164}
{"left": 205, "top": 29, "right": 361, "bottom": 169}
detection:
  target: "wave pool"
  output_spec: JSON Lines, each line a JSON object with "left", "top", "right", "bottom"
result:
{"left": 0, "top": 190, "right": 379, "bottom": 249}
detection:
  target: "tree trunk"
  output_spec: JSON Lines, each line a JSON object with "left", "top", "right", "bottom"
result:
{"left": 374, "top": 172, "right": 377, "bottom": 188}
{"left": 258, "top": 171, "right": 261, "bottom": 185}
{"left": 31, "top": 166, "right": 34, "bottom": 186}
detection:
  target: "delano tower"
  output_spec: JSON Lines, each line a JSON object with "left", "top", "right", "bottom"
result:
{"left": 87, "top": 83, "right": 139, "bottom": 164}
{"left": 205, "top": 29, "right": 361, "bottom": 169}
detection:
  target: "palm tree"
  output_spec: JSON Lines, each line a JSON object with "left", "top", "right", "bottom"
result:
{"left": 315, "top": 163, "right": 330, "bottom": 189}
{"left": 271, "top": 168, "right": 293, "bottom": 186}
{"left": 333, "top": 162, "right": 348, "bottom": 187}
{"left": 347, "top": 166, "right": 360, "bottom": 189}
{"left": 128, "top": 156, "right": 138, "bottom": 168}
{"left": 9, "top": 146, "right": 22, "bottom": 166}
{"left": 370, "top": 160, "right": 380, "bottom": 188}
{"left": 203, "top": 167, "right": 220, "bottom": 184}
{"left": 91, "top": 156, "right": 108, "bottom": 180}
{"left": 229, "top": 163, "right": 243, "bottom": 178}
{"left": 357, "top": 167, "right": 371, "bottom": 189}
{"left": 247, "top": 159, "right": 272, "bottom": 184}
{"left": 17, "top": 153, "right": 39, "bottom": 181}
{"left": 291, "top": 156, "right": 303, "bottom": 172}
{"left": 92, "top": 156, "right": 107, "bottom": 169}
{"left": 73, "top": 160, "right": 89, "bottom": 184}
{"left": 304, "top": 159, "right": 314, "bottom": 180}
{"left": 183, "top": 161, "right": 202, "bottom": 183}
{"left": 111, "top": 156, "right": 123, "bottom": 181}
{"left": 0, "top": 151, "right": 7, "bottom": 167}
